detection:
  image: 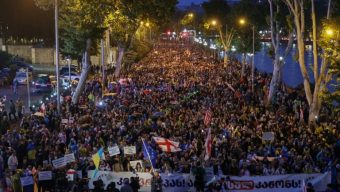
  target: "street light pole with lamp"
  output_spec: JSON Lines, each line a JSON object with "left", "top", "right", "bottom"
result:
{"left": 239, "top": 18, "right": 255, "bottom": 93}
{"left": 211, "top": 19, "right": 234, "bottom": 67}
{"left": 54, "top": 0, "right": 60, "bottom": 113}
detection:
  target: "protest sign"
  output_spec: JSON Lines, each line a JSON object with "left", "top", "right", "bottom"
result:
{"left": 130, "top": 160, "right": 144, "bottom": 169}
{"left": 52, "top": 157, "right": 66, "bottom": 168}
{"left": 108, "top": 146, "right": 120, "bottom": 156}
{"left": 20, "top": 176, "right": 34, "bottom": 186}
{"left": 262, "top": 132, "right": 275, "bottom": 141}
{"left": 38, "top": 171, "right": 52, "bottom": 181}
{"left": 124, "top": 146, "right": 136, "bottom": 155}
{"left": 64, "top": 153, "right": 76, "bottom": 164}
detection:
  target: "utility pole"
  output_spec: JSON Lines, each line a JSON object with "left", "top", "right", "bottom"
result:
{"left": 55, "top": 0, "right": 60, "bottom": 113}
{"left": 252, "top": 25, "right": 255, "bottom": 93}
{"left": 101, "top": 38, "right": 105, "bottom": 92}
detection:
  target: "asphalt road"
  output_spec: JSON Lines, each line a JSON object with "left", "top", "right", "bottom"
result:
{"left": 0, "top": 84, "right": 48, "bottom": 113}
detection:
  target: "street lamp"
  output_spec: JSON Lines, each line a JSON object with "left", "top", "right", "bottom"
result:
{"left": 145, "top": 22, "right": 151, "bottom": 41}
{"left": 188, "top": 13, "right": 194, "bottom": 18}
{"left": 55, "top": 0, "right": 60, "bottom": 113}
{"left": 326, "top": 29, "right": 334, "bottom": 36}
{"left": 211, "top": 20, "right": 217, "bottom": 26}
{"left": 239, "top": 18, "right": 255, "bottom": 93}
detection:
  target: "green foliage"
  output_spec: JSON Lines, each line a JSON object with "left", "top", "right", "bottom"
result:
{"left": 319, "top": 16, "right": 340, "bottom": 107}
{"left": 0, "top": 51, "right": 13, "bottom": 68}
{"left": 108, "top": 0, "right": 177, "bottom": 49}
{"left": 123, "top": 39, "right": 152, "bottom": 68}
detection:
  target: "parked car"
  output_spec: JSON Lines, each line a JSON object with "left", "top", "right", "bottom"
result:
{"left": 60, "top": 66, "right": 78, "bottom": 76}
{"left": 32, "top": 74, "right": 53, "bottom": 93}
{"left": 13, "top": 71, "right": 32, "bottom": 85}
{"left": 62, "top": 72, "right": 80, "bottom": 81}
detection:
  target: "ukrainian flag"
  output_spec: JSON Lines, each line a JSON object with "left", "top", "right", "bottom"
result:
{"left": 92, "top": 147, "right": 104, "bottom": 178}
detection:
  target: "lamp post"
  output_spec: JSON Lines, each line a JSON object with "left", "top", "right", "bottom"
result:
{"left": 55, "top": 0, "right": 60, "bottom": 113}
{"left": 145, "top": 22, "right": 151, "bottom": 41}
{"left": 239, "top": 18, "right": 255, "bottom": 93}
{"left": 26, "top": 68, "right": 31, "bottom": 111}
{"left": 66, "top": 57, "right": 71, "bottom": 84}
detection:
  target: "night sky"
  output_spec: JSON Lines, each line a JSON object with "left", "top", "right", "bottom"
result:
{"left": 0, "top": 0, "right": 54, "bottom": 42}
{"left": 0, "top": 0, "right": 206, "bottom": 43}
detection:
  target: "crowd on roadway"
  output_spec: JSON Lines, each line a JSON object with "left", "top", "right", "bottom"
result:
{"left": 0, "top": 41, "right": 338, "bottom": 191}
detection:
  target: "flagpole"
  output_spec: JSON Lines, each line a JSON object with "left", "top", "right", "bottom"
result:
{"left": 142, "top": 139, "right": 155, "bottom": 170}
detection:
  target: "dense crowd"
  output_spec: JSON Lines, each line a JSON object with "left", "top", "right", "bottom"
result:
{"left": 0, "top": 42, "right": 339, "bottom": 191}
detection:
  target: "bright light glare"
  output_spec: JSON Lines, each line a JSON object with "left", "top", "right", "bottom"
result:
{"left": 326, "top": 29, "right": 334, "bottom": 36}
{"left": 239, "top": 19, "right": 246, "bottom": 25}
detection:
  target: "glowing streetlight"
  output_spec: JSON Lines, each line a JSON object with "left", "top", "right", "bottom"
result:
{"left": 188, "top": 13, "right": 194, "bottom": 18}
{"left": 239, "top": 17, "right": 255, "bottom": 93}
{"left": 211, "top": 20, "right": 217, "bottom": 26}
{"left": 326, "top": 29, "right": 334, "bottom": 37}
{"left": 145, "top": 22, "right": 150, "bottom": 27}
{"left": 239, "top": 18, "right": 246, "bottom": 25}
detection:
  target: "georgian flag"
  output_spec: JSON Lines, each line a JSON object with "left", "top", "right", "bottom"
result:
{"left": 153, "top": 137, "right": 181, "bottom": 153}
{"left": 204, "top": 109, "right": 212, "bottom": 126}
{"left": 204, "top": 128, "right": 212, "bottom": 161}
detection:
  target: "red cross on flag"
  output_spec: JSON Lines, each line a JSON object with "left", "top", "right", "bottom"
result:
{"left": 204, "top": 109, "right": 212, "bottom": 126}
{"left": 153, "top": 137, "right": 181, "bottom": 153}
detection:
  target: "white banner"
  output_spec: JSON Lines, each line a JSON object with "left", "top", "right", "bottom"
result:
{"left": 88, "top": 171, "right": 152, "bottom": 191}
{"left": 124, "top": 146, "right": 136, "bottom": 155}
{"left": 88, "top": 171, "right": 331, "bottom": 192}
{"left": 38, "top": 171, "right": 52, "bottom": 181}
{"left": 108, "top": 146, "right": 120, "bottom": 156}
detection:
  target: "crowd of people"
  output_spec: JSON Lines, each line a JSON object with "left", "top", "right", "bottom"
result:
{"left": 0, "top": 41, "right": 338, "bottom": 191}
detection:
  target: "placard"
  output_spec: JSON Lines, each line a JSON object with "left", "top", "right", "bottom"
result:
{"left": 124, "top": 146, "right": 136, "bottom": 155}
{"left": 262, "top": 132, "right": 275, "bottom": 141}
{"left": 20, "top": 176, "right": 34, "bottom": 186}
{"left": 38, "top": 171, "right": 52, "bottom": 181}
{"left": 64, "top": 153, "right": 76, "bottom": 163}
{"left": 130, "top": 160, "right": 144, "bottom": 169}
{"left": 61, "top": 119, "right": 68, "bottom": 124}
{"left": 108, "top": 146, "right": 120, "bottom": 156}
{"left": 52, "top": 157, "right": 66, "bottom": 168}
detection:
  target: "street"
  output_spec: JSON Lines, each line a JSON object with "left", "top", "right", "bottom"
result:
{"left": 0, "top": 84, "right": 45, "bottom": 113}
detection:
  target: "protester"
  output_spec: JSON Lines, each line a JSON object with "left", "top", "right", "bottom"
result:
{"left": 151, "top": 171, "right": 162, "bottom": 192}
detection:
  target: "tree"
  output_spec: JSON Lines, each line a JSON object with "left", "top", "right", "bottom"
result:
{"left": 202, "top": 0, "right": 234, "bottom": 67}
{"left": 35, "top": 0, "right": 109, "bottom": 104}
{"left": 283, "top": 0, "right": 337, "bottom": 123}
{"left": 108, "top": 0, "right": 177, "bottom": 77}
{"left": 266, "top": 0, "right": 294, "bottom": 103}
{"left": 232, "top": 0, "right": 266, "bottom": 78}
{"left": 319, "top": 17, "right": 340, "bottom": 112}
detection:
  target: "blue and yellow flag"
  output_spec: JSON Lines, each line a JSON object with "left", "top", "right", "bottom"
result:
{"left": 92, "top": 147, "right": 104, "bottom": 178}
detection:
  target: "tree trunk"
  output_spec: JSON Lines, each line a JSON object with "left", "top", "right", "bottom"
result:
{"left": 241, "top": 53, "right": 246, "bottom": 78}
{"left": 223, "top": 48, "right": 228, "bottom": 68}
{"left": 268, "top": 55, "right": 280, "bottom": 103}
{"left": 72, "top": 39, "right": 92, "bottom": 104}
{"left": 308, "top": 96, "right": 321, "bottom": 123}
{"left": 114, "top": 46, "right": 125, "bottom": 77}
